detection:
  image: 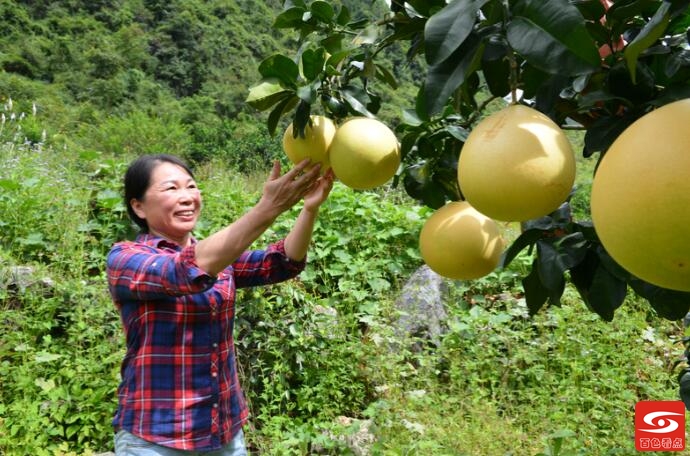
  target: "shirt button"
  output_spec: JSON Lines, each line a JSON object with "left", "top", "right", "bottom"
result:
{"left": 212, "top": 343, "right": 218, "bottom": 348}
{"left": 212, "top": 372, "right": 218, "bottom": 377}
{"left": 213, "top": 403, "right": 219, "bottom": 408}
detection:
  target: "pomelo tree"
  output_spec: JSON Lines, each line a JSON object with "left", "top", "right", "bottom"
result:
{"left": 247, "top": 0, "right": 690, "bottom": 400}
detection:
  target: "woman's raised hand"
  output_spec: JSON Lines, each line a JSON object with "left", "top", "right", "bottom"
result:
{"left": 259, "top": 159, "right": 323, "bottom": 216}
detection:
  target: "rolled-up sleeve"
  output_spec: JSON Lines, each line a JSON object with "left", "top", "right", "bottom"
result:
{"left": 233, "top": 239, "right": 306, "bottom": 288}
{"left": 107, "top": 242, "right": 216, "bottom": 301}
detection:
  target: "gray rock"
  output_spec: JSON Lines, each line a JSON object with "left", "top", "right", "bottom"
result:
{"left": 313, "top": 416, "right": 375, "bottom": 455}
{"left": 334, "top": 416, "right": 375, "bottom": 456}
{"left": 1, "top": 265, "right": 55, "bottom": 307}
{"left": 392, "top": 265, "right": 450, "bottom": 350}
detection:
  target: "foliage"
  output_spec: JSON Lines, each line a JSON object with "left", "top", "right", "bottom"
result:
{"left": 0, "top": 99, "right": 685, "bottom": 455}
{"left": 353, "top": 271, "right": 683, "bottom": 455}
{"left": 0, "top": 0, "right": 377, "bottom": 176}
{"left": 0, "top": 283, "right": 121, "bottom": 455}
{"left": 247, "top": 0, "right": 690, "bottom": 324}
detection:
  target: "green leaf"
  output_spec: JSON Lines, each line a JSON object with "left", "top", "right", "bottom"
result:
{"left": 407, "top": 0, "right": 448, "bottom": 17}
{"left": 522, "top": 259, "right": 550, "bottom": 315}
{"left": 679, "top": 369, "right": 690, "bottom": 409}
{"left": 444, "top": 124, "right": 469, "bottom": 141}
{"left": 310, "top": 1, "right": 335, "bottom": 23}
{"left": 501, "top": 228, "right": 543, "bottom": 268}
{"left": 342, "top": 86, "right": 375, "bottom": 117}
{"left": 607, "top": 0, "right": 658, "bottom": 26}
{"left": 35, "top": 377, "right": 56, "bottom": 392}
{"left": 96, "top": 189, "right": 121, "bottom": 209}
{"left": 629, "top": 278, "right": 690, "bottom": 320}
{"left": 587, "top": 267, "right": 627, "bottom": 321}
{"left": 18, "top": 232, "right": 47, "bottom": 247}
{"left": 246, "top": 78, "right": 292, "bottom": 111}
{"left": 678, "top": 367, "right": 690, "bottom": 410}
{"left": 301, "top": 48, "right": 326, "bottom": 81}
{"left": 258, "top": 54, "right": 299, "bottom": 86}
{"left": 375, "top": 64, "right": 399, "bottom": 89}
{"left": 346, "top": 18, "right": 370, "bottom": 30}
{"left": 571, "top": 250, "right": 627, "bottom": 322}
{"left": 293, "top": 99, "right": 312, "bottom": 138}
{"left": 0, "top": 178, "right": 20, "bottom": 191}
{"left": 507, "top": 0, "right": 600, "bottom": 76}
{"left": 414, "top": 83, "right": 431, "bottom": 122}
{"left": 336, "top": 5, "right": 351, "bottom": 26}
{"left": 535, "top": 233, "right": 588, "bottom": 291}
{"left": 267, "top": 95, "right": 299, "bottom": 136}
{"left": 283, "top": 0, "right": 307, "bottom": 9}
{"left": 297, "top": 84, "right": 317, "bottom": 104}
{"left": 273, "top": 7, "right": 306, "bottom": 29}
{"left": 34, "top": 352, "right": 62, "bottom": 363}
{"left": 481, "top": 42, "right": 511, "bottom": 97}
{"left": 402, "top": 163, "right": 448, "bottom": 209}
{"left": 573, "top": 0, "right": 607, "bottom": 21}
{"left": 653, "top": 83, "right": 690, "bottom": 105}
{"left": 624, "top": 1, "right": 671, "bottom": 83}
{"left": 320, "top": 33, "right": 346, "bottom": 55}
{"left": 424, "top": 0, "right": 490, "bottom": 65}
{"left": 583, "top": 113, "right": 637, "bottom": 157}
{"left": 424, "top": 32, "right": 484, "bottom": 116}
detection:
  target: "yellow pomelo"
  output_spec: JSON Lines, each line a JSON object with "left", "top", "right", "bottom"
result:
{"left": 328, "top": 117, "right": 400, "bottom": 190}
{"left": 282, "top": 115, "right": 336, "bottom": 169}
{"left": 419, "top": 201, "right": 505, "bottom": 280}
{"left": 591, "top": 98, "right": 690, "bottom": 291}
{"left": 457, "top": 104, "right": 576, "bottom": 222}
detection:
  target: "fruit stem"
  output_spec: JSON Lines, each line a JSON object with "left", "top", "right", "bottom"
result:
{"left": 502, "top": 0, "right": 519, "bottom": 105}
{"left": 508, "top": 52, "right": 518, "bottom": 105}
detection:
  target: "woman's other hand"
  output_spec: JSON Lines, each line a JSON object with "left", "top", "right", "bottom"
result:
{"left": 303, "top": 168, "right": 335, "bottom": 213}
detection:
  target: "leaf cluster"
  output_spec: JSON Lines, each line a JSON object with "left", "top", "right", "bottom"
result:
{"left": 248, "top": 0, "right": 690, "bottom": 322}
{"left": 247, "top": 0, "right": 690, "bottom": 408}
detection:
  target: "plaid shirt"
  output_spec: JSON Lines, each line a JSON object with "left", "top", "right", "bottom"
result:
{"left": 106, "top": 234, "right": 305, "bottom": 451}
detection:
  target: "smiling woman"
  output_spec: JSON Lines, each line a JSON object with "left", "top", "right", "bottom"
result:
{"left": 124, "top": 155, "right": 200, "bottom": 245}
{"left": 106, "top": 153, "right": 334, "bottom": 455}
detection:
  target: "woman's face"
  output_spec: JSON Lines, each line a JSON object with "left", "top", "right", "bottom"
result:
{"left": 130, "top": 161, "right": 202, "bottom": 245}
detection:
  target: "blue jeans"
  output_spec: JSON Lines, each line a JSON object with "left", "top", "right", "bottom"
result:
{"left": 114, "top": 429, "right": 248, "bottom": 456}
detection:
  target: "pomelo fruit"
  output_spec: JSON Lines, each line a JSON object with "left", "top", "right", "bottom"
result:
{"left": 457, "top": 104, "right": 576, "bottom": 222}
{"left": 282, "top": 115, "right": 336, "bottom": 170}
{"left": 328, "top": 117, "right": 400, "bottom": 190}
{"left": 591, "top": 98, "right": 690, "bottom": 291}
{"left": 419, "top": 201, "right": 504, "bottom": 280}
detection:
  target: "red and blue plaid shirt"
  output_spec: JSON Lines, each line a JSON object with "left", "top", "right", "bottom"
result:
{"left": 106, "top": 234, "right": 305, "bottom": 451}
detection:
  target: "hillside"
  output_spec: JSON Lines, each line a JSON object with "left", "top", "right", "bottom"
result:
{"left": 0, "top": 0, "right": 412, "bottom": 169}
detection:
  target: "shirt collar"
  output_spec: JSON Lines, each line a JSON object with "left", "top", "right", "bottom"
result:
{"left": 135, "top": 233, "right": 198, "bottom": 251}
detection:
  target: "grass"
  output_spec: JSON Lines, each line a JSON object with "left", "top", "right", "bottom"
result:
{"left": 364, "top": 286, "right": 683, "bottom": 455}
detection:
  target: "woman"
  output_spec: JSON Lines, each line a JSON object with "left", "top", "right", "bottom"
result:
{"left": 107, "top": 153, "right": 334, "bottom": 455}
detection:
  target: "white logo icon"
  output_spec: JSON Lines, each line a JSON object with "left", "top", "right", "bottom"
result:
{"left": 639, "top": 411, "right": 684, "bottom": 433}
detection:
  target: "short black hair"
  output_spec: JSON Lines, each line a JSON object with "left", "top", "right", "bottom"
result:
{"left": 123, "top": 154, "right": 195, "bottom": 232}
